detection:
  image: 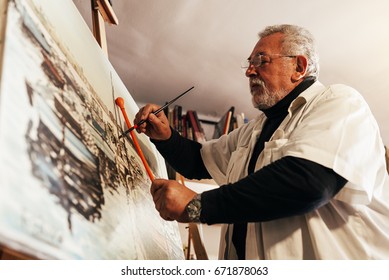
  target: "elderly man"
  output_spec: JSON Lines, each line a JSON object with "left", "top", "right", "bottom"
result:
{"left": 134, "top": 24, "right": 389, "bottom": 259}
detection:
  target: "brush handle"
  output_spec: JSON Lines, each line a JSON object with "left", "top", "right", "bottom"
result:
{"left": 115, "top": 97, "right": 155, "bottom": 181}
{"left": 119, "top": 86, "right": 194, "bottom": 138}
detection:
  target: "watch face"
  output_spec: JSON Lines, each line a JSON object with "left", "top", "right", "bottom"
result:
{"left": 187, "top": 196, "right": 201, "bottom": 222}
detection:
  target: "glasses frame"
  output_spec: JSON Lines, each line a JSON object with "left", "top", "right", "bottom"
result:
{"left": 241, "top": 53, "right": 296, "bottom": 69}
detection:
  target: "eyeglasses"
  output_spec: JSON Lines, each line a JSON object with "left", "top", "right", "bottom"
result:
{"left": 241, "top": 53, "right": 296, "bottom": 69}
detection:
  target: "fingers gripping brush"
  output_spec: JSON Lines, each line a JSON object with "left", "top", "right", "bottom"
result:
{"left": 119, "top": 86, "right": 194, "bottom": 138}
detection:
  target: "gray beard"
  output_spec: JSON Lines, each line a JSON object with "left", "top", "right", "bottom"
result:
{"left": 250, "top": 78, "right": 288, "bottom": 110}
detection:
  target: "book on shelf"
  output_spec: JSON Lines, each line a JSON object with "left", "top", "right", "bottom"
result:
{"left": 223, "top": 110, "right": 233, "bottom": 135}
{"left": 161, "top": 103, "right": 241, "bottom": 178}
{"left": 212, "top": 106, "right": 235, "bottom": 139}
{"left": 173, "top": 105, "right": 183, "bottom": 135}
{"left": 186, "top": 110, "right": 206, "bottom": 143}
{"left": 181, "top": 113, "right": 187, "bottom": 138}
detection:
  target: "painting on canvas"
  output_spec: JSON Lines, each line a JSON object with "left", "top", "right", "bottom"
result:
{"left": 0, "top": 0, "right": 184, "bottom": 260}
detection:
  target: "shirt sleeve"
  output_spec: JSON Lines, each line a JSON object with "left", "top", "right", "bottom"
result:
{"left": 280, "top": 84, "right": 386, "bottom": 204}
{"left": 151, "top": 128, "right": 211, "bottom": 180}
{"left": 200, "top": 156, "right": 347, "bottom": 224}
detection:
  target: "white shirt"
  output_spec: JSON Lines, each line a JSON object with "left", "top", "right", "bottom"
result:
{"left": 201, "top": 81, "right": 389, "bottom": 259}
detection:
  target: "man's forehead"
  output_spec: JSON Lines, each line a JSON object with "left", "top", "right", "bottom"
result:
{"left": 259, "top": 33, "right": 283, "bottom": 47}
{"left": 250, "top": 33, "right": 283, "bottom": 56}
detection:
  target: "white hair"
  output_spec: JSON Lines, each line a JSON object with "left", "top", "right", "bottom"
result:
{"left": 259, "top": 24, "right": 320, "bottom": 78}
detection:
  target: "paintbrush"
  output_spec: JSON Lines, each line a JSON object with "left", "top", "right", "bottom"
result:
{"left": 119, "top": 86, "right": 194, "bottom": 138}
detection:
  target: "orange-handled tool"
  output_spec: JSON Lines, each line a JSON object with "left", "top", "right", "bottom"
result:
{"left": 115, "top": 97, "right": 155, "bottom": 181}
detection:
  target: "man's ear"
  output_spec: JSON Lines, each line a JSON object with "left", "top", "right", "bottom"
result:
{"left": 292, "top": 55, "right": 308, "bottom": 82}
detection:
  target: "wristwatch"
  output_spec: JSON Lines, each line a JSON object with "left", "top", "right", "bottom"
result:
{"left": 186, "top": 194, "right": 202, "bottom": 223}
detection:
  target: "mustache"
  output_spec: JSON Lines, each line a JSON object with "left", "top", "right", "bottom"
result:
{"left": 250, "top": 78, "right": 265, "bottom": 87}
{"left": 249, "top": 78, "right": 266, "bottom": 96}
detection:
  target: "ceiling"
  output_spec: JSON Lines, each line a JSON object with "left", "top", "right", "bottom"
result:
{"left": 73, "top": 0, "right": 389, "bottom": 146}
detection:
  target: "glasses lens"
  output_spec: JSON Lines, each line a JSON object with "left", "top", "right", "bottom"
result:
{"left": 241, "top": 55, "right": 263, "bottom": 70}
{"left": 251, "top": 55, "right": 262, "bottom": 67}
{"left": 241, "top": 59, "right": 250, "bottom": 69}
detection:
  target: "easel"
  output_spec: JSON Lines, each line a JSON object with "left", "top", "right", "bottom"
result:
{"left": 91, "top": 0, "right": 118, "bottom": 56}
{"left": 178, "top": 175, "right": 209, "bottom": 260}
{"left": 186, "top": 224, "right": 209, "bottom": 260}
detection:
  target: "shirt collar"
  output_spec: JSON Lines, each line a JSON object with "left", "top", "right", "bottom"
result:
{"left": 262, "top": 76, "right": 316, "bottom": 119}
{"left": 289, "top": 80, "right": 326, "bottom": 113}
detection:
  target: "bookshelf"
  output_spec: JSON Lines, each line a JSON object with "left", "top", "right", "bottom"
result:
{"left": 164, "top": 104, "right": 240, "bottom": 179}
{"left": 168, "top": 105, "right": 239, "bottom": 143}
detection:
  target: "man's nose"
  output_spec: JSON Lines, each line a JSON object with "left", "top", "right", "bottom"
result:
{"left": 245, "top": 64, "right": 258, "bottom": 77}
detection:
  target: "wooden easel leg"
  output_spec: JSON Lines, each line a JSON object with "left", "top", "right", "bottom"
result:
{"left": 91, "top": 0, "right": 108, "bottom": 56}
{"left": 179, "top": 174, "right": 209, "bottom": 260}
{"left": 0, "top": 0, "right": 8, "bottom": 81}
{"left": 186, "top": 225, "right": 192, "bottom": 260}
{"left": 189, "top": 223, "right": 209, "bottom": 260}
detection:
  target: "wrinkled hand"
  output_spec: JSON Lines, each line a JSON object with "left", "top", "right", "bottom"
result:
{"left": 150, "top": 179, "right": 197, "bottom": 223}
{"left": 134, "top": 104, "right": 171, "bottom": 140}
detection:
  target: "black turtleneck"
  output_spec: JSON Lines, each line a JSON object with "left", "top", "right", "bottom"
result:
{"left": 233, "top": 77, "right": 315, "bottom": 259}
{"left": 152, "top": 77, "right": 346, "bottom": 260}
{"left": 247, "top": 77, "right": 315, "bottom": 174}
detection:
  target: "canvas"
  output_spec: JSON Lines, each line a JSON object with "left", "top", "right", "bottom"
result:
{"left": 0, "top": 0, "right": 184, "bottom": 260}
